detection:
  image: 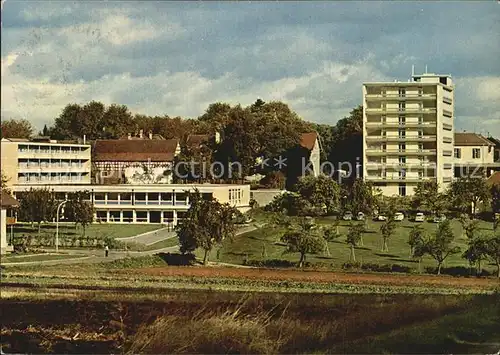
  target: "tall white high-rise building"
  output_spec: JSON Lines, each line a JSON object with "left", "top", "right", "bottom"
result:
{"left": 362, "top": 72, "right": 454, "bottom": 196}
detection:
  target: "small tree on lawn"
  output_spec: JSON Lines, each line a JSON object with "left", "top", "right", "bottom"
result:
{"left": 18, "top": 187, "right": 57, "bottom": 236}
{"left": 413, "top": 180, "right": 446, "bottom": 215}
{"left": 462, "top": 235, "right": 489, "bottom": 275}
{"left": 484, "top": 233, "right": 500, "bottom": 278}
{"left": 346, "top": 222, "right": 364, "bottom": 262}
{"left": 323, "top": 226, "right": 341, "bottom": 257}
{"left": 65, "top": 191, "right": 94, "bottom": 236}
{"left": 421, "top": 219, "right": 460, "bottom": 275}
{"left": 281, "top": 217, "right": 325, "bottom": 268}
{"left": 449, "top": 177, "right": 490, "bottom": 218}
{"left": 408, "top": 225, "right": 425, "bottom": 258}
{"left": 458, "top": 214, "right": 480, "bottom": 240}
{"left": 176, "top": 190, "right": 237, "bottom": 265}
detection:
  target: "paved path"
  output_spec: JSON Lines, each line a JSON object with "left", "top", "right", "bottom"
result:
{"left": 116, "top": 227, "right": 176, "bottom": 245}
{"left": 1, "top": 224, "right": 260, "bottom": 266}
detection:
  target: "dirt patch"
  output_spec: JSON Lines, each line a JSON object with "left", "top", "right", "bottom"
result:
{"left": 127, "top": 266, "right": 500, "bottom": 289}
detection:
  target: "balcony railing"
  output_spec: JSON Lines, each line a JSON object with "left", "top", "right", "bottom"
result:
{"left": 365, "top": 148, "right": 437, "bottom": 155}
{"left": 365, "top": 93, "right": 436, "bottom": 99}
{"left": 365, "top": 135, "right": 437, "bottom": 142}
{"left": 365, "top": 121, "right": 436, "bottom": 127}
{"left": 365, "top": 108, "right": 437, "bottom": 114}
{"left": 365, "top": 176, "right": 434, "bottom": 182}
{"left": 365, "top": 162, "right": 437, "bottom": 170}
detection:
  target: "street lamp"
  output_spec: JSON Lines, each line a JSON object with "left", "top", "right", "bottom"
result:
{"left": 56, "top": 200, "right": 69, "bottom": 252}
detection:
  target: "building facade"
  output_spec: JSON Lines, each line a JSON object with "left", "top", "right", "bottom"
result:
{"left": 300, "top": 132, "right": 321, "bottom": 177}
{"left": 93, "top": 139, "right": 181, "bottom": 184}
{"left": 1, "top": 137, "right": 91, "bottom": 187}
{"left": 363, "top": 72, "right": 454, "bottom": 196}
{"left": 454, "top": 133, "right": 499, "bottom": 178}
{"left": 12, "top": 183, "right": 250, "bottom": 226}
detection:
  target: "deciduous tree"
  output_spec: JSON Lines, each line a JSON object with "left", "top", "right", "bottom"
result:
{"left": 280, "top": 217, "right": 325, "bottom": 268}
{"left": 294, "top": 175, "right": 341, "bottom": 215}
{"left": 1, "top": 118, "right": 34, "bottom": 139}
{"left": 17, "top": 188, "right": 57, "bottom": 236}
{"left": 448, "top": 177, "right": 490, "bottom": 218}
{"left": 346, "top": 222, "right": 364, "bottom": 262}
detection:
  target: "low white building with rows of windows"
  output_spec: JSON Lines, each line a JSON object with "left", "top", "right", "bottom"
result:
{"left": 12, "top": 184, "right": 250, "bottom": 226}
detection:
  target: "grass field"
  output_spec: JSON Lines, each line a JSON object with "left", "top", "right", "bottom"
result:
{"left": 10, "top": 222, "right": 163, "bottom": 241}
{"left": 206, "top": 216, "right": 497, "bottom": 273}
{"left": 1, "top": 253, "right": 87, "bottom": 264}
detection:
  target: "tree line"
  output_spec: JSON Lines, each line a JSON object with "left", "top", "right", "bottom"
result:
{"left": 1, "top": 99, "right": 362, "bottom": 185}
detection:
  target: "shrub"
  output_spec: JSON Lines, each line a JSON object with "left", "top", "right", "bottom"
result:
{"left": 245, "top": 259, "right": 296, "bottom": 268}
{"left": 157, "top": 252, "right": 196, "bottom": 266}
{"left": 342, "top": 262, "right": 414, "bottom": 273}
{"left": 424, "top": 266, "right": 492, "bottom": 277}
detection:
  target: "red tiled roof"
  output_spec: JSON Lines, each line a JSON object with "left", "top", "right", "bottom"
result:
{"left": 454, "top": 133, "right": 494, "bottom": 146}
{"left": 300, "top": 132, "right": 318, "bottom": 151}
{"left": 186, "top": 134, "right": 210, "bottom": 147}
{"left": 487, "top": 172, "right": 500, "bottom": 186}
{"left": 93, "top": 139, "right": 179, "bottom": 162}
{"left": 1, "top": 191, "right": 18, "bottom": 207}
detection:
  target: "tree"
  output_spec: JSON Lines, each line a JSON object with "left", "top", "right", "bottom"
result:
{"left": 408, "top": 225, "right": 425, "bottom": 258}
{"left": 1, "top": 118, "right": 34, "bottom": 139}
{"left": 280, "top": 217, "right": 325, "bottom": 268}
{"left": 294, "top": 175, "right": 341, "bottom": 216}
{"left": 417, "top": 220, "right": 460, "bottom": 275}
{"left": 413, "top": 181, "right": 446, "bottom": 215}
{"left": 1, "top": 170, "right": 11, "bottom": 194}
{"left": 266, "top": 192, "right": 310, "bottom": 216}
{"left": 491, "top": 184, "right": 499, "bottom": 231}
{"left": 345, "top": 178, "right": 376, "bottom": 214}
{"left": 17, "top": 188, "right": 57, "bottom": 236}
{"left": 346, "top": 222, "right": 364, "bottom": 262}
{"left": 379, "top": 198, "right": 398, "bottom": 252}
{"left": 176, "top": 190, "right": 237, "bottom": 265}
{"left": 323, "top": 225, "right": 341, "bottom": 257}
{"left": 448, "top": 177, "right": 490, "bottom": 218}
{"left": 462, "top": 234, "right": 489, "bottom": 275}
{"left": 484, "top": 233, "right": 500, "bottom": 278}
{"left": 65, "top": 191, "right": 94, "bottom": 236}
{"left": 101, "top": 104, "right": 134, "bottom": 139}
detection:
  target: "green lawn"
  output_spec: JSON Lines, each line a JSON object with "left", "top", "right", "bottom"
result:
{"left": 1, "top": 253, "right": 87, "bottom": 264}
{"left": 10, "top": 223, "right": 163, "bottom": 241}
{"left": 209, "top": 216, "right": 497, "bottom": 272}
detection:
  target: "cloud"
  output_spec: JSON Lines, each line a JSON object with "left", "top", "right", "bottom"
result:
{"left": 1, "top": 1, "right": 499, "bottom": 139}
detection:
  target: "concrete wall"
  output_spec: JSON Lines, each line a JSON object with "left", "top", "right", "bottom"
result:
{"left": 0, "top": 141, "right": 19, "bottom": 187}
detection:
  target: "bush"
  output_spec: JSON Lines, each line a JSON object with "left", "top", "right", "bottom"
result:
{"left": 265, "top": 192, "right": 310, "bottom": 216}
{"left": 245, "top": 259, "right": 296, "bottom": 268}
{"left": 342, "top": 262, "right": 414, "bottom": 274}
{"left": 157, "top": 252, "right": 196, "bottom": 266}
{"left": 424, "top": 266, "right": 493, "bottom": 277}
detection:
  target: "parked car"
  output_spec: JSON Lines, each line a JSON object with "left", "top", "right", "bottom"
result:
{"left": 356, "top": 212, "right": 365, "bottom": 221}
{"left": 343, "top": 211, "right": 353, "bottom": 221}
{"left": 374, "top": 214, "right": 387, "bottom": 221}
{"left": 414, "top": 212, "right": 425, "bottom": 222}
{"left": 394, "top": 212, "right": 405, "bottom": 221}
{"left": 433, "top": 214, "right": 447, "bottom": 223}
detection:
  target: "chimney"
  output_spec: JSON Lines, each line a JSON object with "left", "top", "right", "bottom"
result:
{"left": 83, "top": 134, "right": 86, "bottom": 144}
{"left": 127, "top": 133, "right": 131, "bottom": 140}
{"left": 139, "top": 129, "right": 143, "bottom": 139}
{"left": 215, "top": 131, "right": 221, "bottom": 144}
{"left": 149, "top": 131, "right": 153, "bottom": 140}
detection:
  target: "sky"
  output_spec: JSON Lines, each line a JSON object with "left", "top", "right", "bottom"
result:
{"left": 1, "top": 1, "right": 499, "bottom": 136}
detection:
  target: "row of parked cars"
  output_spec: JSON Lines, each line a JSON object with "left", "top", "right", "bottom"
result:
{"left": 342, "top": 211, "right": 447, "bottom": 223}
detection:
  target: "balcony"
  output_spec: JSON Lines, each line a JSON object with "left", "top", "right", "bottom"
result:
{"left": 17, "top": 164, "right": 89, "bottom": 172}
{"left": 365, "top": 107, "right": 437, "bottom": 115}
{"left": 365, "top": 121, "right": 436, "bottom": 128}
{"left": 365, "top": 176, "right": 434, "bottom": 183}
{"left": 365, "top": 149, "right": 437, "bottom": 156}
{"left": 365, "top": 162, "right": 436, "bottom": 170}
{"left": 365, "top": 93, "right": 436, "bottom": 100}
{"left": 18, "top": 150, "right": 89, "bottom": 160}
{"left": 365, "top": 135, "right": 437, "bottom": 142}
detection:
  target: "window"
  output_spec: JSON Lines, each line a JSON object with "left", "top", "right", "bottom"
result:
{"left": 381, "top": 103, "right": 386, "bottom": 110}
{"left": 398, "top": 129, "right": 406, "bottom": 138}
{"left": 381, "top": 115, "right": 386, "bottom": 123}
{"left": 418, "top": 171, "right": 423, "bottom": 179}
{"left": 418, "top": 88, "right": 423, "bottom": 96}
{"left": 418, "top": 116, "right": 423, "bottom": 124}
{"left": 381, "top": 156, "right": 387, "bottom": 164}
{"left": 398, "top": 183, "right": 406, "bottom": 196}
{"left": 399, "top": 116, "right": 406, "bottom": 125}
{"left": 418, "top": 130, "right": 423, "bottom": 138}
{"left": 399, "top": 102, "right": 406, "bottom": 111}
{"left": 399, "top": 143, "right": 406, "bottom": 152}
{"left": 418, "top": 143, "right": 424, "bottom": 151}
{"left": 381, "top": 89, "right": 386, "bottom": 96}
{"left": 473, "top": 148, "right": 481, "bottom": 159}
{"left": 382, "top": 130, "right": 387, "bottom": 137}
{"left": 399, "top": 156, "right": 406, "bottom": 165}
{"left": 398, "top": 88, "right": 406, "bottom": 97}
{"left": 399, "top": 170, "right": 406, "bottom": 179}
{"left": 454, "top": 148, "right": 461, "bottom": 159}
{"left": 381, "top": 144, "right": 387, "bottom": 151}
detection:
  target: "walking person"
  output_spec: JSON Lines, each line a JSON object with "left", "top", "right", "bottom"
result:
{"left": 105, "top": 245, "right": 109, "bottom": 257}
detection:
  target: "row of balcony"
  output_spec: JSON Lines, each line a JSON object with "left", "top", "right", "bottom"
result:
{"left": 18, "top": 151, "right": 89, "bottom": 159}
{"left": 365, "top": 136, "right": 436, "bottom": 142}
{"left": 365, "top": 162, "right": 437, "bottom": 170}
{"left": 365, "top": 93, "right": 437, "bottom": 100}
{"left": 365, "top": 108, "right": 437, "bottom": 114}
{"left": 18, "top": 164, "right": 89, "bottom": 172}
{"left": 365, "top": 176, "right": 435, "bottom": 182}
{"left": 365, "top": 121, "right": 436, "bottom": 128}
{"left": 365, "top": 149, "right": 437, "bottom": 156}
{"left": 93, "top": 200, "right": 189, "bottom": 206}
